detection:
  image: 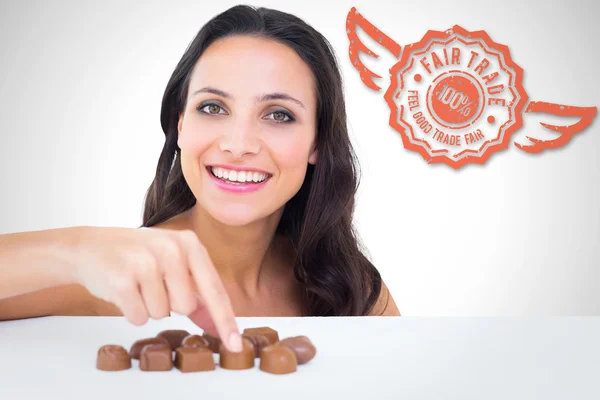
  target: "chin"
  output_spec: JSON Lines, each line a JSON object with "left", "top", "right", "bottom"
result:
{"left": 207, "top": 203, "right": 264, "bottom": 227}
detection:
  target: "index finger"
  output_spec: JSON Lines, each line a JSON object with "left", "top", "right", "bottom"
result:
{"left": 179, "top": 231, "right": 242, "bottom": 353}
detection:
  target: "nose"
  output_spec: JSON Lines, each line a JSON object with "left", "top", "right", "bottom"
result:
{"left": 218, "top": 116, "right": 261, "bottom": 159}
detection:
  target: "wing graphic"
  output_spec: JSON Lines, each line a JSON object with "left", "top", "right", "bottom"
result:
{"left": 346, "top": 7, "right": 401, "bottom": 91}
{"left": 515, "top": 101, "right": 597, "bottom": 153}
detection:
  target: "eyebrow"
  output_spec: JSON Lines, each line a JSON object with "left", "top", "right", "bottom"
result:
{"left": 191, "top": 86, "right": 306, "bottom": 109}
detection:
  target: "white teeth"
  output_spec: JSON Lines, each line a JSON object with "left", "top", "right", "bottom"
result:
{"left": 210, "top": 167, "right": 268, "bottom": 183}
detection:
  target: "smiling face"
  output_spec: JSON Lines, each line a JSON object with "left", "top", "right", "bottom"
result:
{"left": 177, "top": 35, "right": 318, "bottom": 227}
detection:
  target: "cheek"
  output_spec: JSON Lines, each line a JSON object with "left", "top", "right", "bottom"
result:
{"left": 178, "top": 119, "right": 211, "bottom": 154}
{"left": 272, "top": 134, "right": 313, "bottom": 172}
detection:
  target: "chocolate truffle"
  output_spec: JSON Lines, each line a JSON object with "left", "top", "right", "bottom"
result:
{"left": 181, "top": 334, "right": 209, "bottom": 349}
{"left": 277, "top": 336, "right": 317, "bottom": 364}
{"left": 219, "top": 337, "right": 254, "bottom": 370}
{"left": 97, "top": 345, "right": 132, "bottom": 371}
{"left": 202, "top": 333, "right": 222, "bottom": 353}
{"left": 259, "top": 344, "right": 297, "bottom": 375}
{"left": 157, "top": 329, "right": 190, "bottom": 350}
{"left": 129, "top": 337, "right": 170, "bottom": 359}
{"left": 139, "top": 343, "right": 173, "bottom": 371}
{"left": 243, "top": 327, "right": 279, "bottom": 345}
{"left": 174, "top": 347, "right": 215, "bottom": 372}
{"left": 242, "top": 334, "right": 270, "bottom": 358}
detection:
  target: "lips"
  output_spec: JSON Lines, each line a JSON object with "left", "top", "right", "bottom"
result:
{"left": 206, "top": 167, "right": 269, "bottom": 184}
{"left": 205, "top": 167, "right": 271, "bottom": 194}
{"left": 207, "top": 164, "right": 272, "bottom": 176}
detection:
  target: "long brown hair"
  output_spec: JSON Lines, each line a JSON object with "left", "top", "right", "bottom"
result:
{"left": 140, "top": 5, "right": 382, "bottom": 316}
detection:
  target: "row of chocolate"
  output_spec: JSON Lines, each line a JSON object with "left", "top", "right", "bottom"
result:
{"left": 97, "top": 326, "right": 316, "bottom": 375}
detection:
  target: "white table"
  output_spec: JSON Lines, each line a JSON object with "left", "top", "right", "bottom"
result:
{"left": 0, "top": 316, "right": 598, "bottom": 399}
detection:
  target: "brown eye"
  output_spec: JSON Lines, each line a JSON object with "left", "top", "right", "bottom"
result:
{"left": 208, "top": 104, "right": 221, "bottom": 114}
{"left": 198, "top": 103, "right": 226, "bottom": 116}
{"left": 267, "top": 110, "right": 294, "bottom": 123}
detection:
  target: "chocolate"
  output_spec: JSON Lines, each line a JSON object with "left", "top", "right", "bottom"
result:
{"left": 259, "top": 344, "right": 297, "bottom": 375}
{"left": 243, "top": 327, "right": 279, "bottom": 345}
{"left": 219, "top": 337, "right": 254, "bottom": 370}
{"left": 139, "top": 343, "right": 173, "bottom": 371}
{"left": 157, "top": 329, "right": 190, "bottom": 350}
{"left": 277, "top": 336, "right": 317, "bottom": 364}
{"left": 181, "top": 334, "right": 209, "bottom": 349}
{"left": 242, "top": 334, "right": 270, "bottom": 358}
{"left": 202, "top": 333, "right": 222, "bottom": 353}
{"left": 97, "top": 345, "right": 132, "bottom": 371}
{"left": 129, "top": 337, "right": 170, "bottom": 359}
{"left": 174, "top": 347, "right": 216, "bottom": 372}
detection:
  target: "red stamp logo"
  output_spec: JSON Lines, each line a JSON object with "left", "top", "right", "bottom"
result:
{"left": 346, "top": 8, "right": 597, "bottom": 169}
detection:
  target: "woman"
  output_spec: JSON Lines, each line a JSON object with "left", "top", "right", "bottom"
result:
{"left": 0, "top": 5, "right": 399, "bottom": 352}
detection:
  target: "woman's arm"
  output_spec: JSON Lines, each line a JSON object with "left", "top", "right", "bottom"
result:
{"left": 368, "top": 281, "right": 401, "bottom": 316}
{"left": 0, "top": 227, "right": 82, "bottom": 300}
{"left": 0, "top": 283, "right": 122, "bottom": 320}
{"left": 0, "top": 227, "right": 105, "bottom": 319}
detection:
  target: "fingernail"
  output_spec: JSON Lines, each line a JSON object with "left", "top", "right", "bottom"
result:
{"left": 228, "top": 332, "right": 242, "bottom": 352}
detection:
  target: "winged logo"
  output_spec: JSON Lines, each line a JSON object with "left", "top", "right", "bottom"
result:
{"left": 346, "top": 7, "right": 597, "bottom": 169}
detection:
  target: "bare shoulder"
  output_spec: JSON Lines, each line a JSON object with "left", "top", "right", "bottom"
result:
{"left": 368, "top": 280, "right": 401, "bottom": 316}
{"left": 149, "top": 210, "right": 198, "bottom": 236}
{"left": 149, "top": 211, "right": 190, "bottom": 232}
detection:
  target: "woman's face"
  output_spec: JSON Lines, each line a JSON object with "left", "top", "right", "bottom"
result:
{"left": 177, "top": 35, "right": 318, "bottom": 227}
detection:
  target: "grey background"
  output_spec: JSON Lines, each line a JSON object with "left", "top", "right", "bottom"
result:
{"left": 0, "top": 0, "right": 598, "bottom": 315}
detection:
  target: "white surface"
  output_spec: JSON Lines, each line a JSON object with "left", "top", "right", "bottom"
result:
{"left": 0, "top": 316, "right": 599, "bottom": 399}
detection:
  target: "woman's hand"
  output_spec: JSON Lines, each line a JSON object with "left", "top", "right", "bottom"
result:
{"left": 71, "top": 226, "right": 242, "bottom": 352}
